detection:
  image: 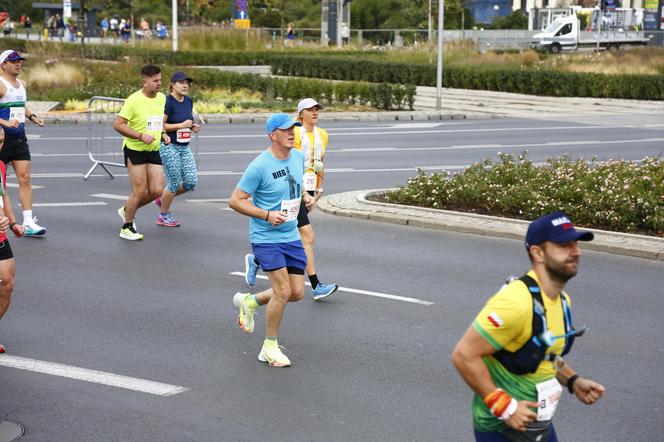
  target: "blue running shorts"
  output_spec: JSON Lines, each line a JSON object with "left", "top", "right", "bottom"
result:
{"left": 252, "top": 240, "right": 307, "bottom": 273}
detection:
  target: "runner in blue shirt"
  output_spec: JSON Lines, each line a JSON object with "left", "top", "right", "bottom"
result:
{"left": 229, "top": 113, "right": 314, "bottom": 367}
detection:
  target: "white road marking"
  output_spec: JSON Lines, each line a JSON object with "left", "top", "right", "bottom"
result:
{"left": 25, "top": 136, "right": 664, "bottom": 159}
{"left": 387, "top": 123, "right": 445, "bottom": 129}
{"left": 32, "top": 202, "right": 107, "bottom": 207}
{"left": 91, "top": 193, "right": 129, "bottom": 200}
{"left": 186, "top": 198, "right": 229, "bottom": 203}
{"left": 230, "top": 272, "right": 434, "bottom": 306}
{"left": 0, "top": 354, "right": 187, "bottom": 397}
{"left": 5, "top": 183, "right": 44, "bottom": 189}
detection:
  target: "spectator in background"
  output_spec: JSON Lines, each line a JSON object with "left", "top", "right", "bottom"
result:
{"left": 120, "top": 18, "right": 131, "bottom": 43}
{"left": 286, "top": 22, "right": 295, "bottom": 47}
{"left": 101, "top": 17, "right": 109, "bottom": 39}
{"left": 24, "top": 17, "right": 32, "bottom": 39}
{"left": 68, "top": 18, "right": 77, "bottom": 42}
{"left": 56, "top": 14, "right": 65, "bottom": 41}
{"left": 155, "top": 22, "right": 168, "bottom": 40}
{"left": 48, "top": 15, "right": 56, "bottom": 38}
{"left": 109, "top": 16, "right": 119, "bottom": 40}
{"left": 139, "top": 17, "right": 150, "bottom": 39}
{"left": 2, "top": 19, "right": 12, "bottom": 37}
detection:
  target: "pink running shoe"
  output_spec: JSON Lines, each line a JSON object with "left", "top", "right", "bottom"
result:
{"left": 155, "top": 197, "right": 162, "bottom": 208}
{"left": 157, "top": 213, "right": 180, "bottom": 227}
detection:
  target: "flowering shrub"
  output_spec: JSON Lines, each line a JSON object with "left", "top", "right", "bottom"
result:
{"left": 384, "top": 152, "right": 664, "bottom": 236}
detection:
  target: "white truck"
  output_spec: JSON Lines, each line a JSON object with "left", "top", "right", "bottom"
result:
{"left": 530, "top": 15, "right": 650, "bottom": 53}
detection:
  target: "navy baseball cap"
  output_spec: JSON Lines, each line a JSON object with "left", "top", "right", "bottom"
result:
{"left": 170, "top": 71, "right": 193, "bottom": 82}
{"left": 0, "top": 50, "right": 26, "bottom": 63}
{"left": 525, "top": 211, "right": 594, "bottom": 250}
{"left": 265, "top": 113, "right": 301, "bottom": 134}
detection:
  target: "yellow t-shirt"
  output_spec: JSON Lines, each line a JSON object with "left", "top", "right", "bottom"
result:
{"left": 471, "top": 270, "right": 570, "bottom": 432}
{"left": 293, "top": 125, "right": 328, "bottom": 190}
{"left": 118, "top": 90, "right": 166, "bottom": 152}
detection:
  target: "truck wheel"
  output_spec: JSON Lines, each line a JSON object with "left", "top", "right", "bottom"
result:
{"left": 550, "top": 43, "right": 561, "bottom": 54}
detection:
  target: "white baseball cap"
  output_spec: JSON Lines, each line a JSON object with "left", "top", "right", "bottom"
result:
{"left": 0, "top": 50, "right": 26, "bottom": 64}
{"left": 297, "top": 98, "right": 323, "bottom": 113}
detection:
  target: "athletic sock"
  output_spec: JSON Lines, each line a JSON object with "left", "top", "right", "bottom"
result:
{"left": 22, "top": 210, "right": 33, "bottom": 225}
{"left": 308, "top": 274, "right": 319, "bottom": 289}
{"left": 123, "top": 222, "right": 133, "bottom": 230}
{"left": 263, "top": 337, "right": 278, "bottom": 348}
{"left": 246, "top": 294, "right": 260, "bottom": 310}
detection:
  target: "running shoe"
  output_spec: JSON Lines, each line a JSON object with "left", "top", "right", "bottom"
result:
{"left": 244, "top": 253, "right": 258, "bottom": 286}
{"left": 0, "top": 343, "right": 5, "bottom": 353}
{"left": 233, "top": 292, "right": 255, "bottom": 334}
{"left": 312, "top": 283, "right": 339, "bottom": 301}
{"left": 22, "top": 217, "right": 46, "bottom": 236}
{"left": 155, "top": 196, "right": 162, "bottom": 208}
{"left": 117, "top": 206, "right": 136, "bottom": 229}
{"left": 258, "top": 344, "right": 291, "bottom": 367}
{"left": 156, "top": 213, "right": 180, "bottom": 227}
{"left": 119, "top": 226, "right": 144, "bottom": 241}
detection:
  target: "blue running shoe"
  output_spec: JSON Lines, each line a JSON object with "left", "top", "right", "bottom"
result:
{"left": 312, "top": 283, "right": 338, "bottom": 301}
{"left": 244, "top": 253, "right": 258, "bottom": 286}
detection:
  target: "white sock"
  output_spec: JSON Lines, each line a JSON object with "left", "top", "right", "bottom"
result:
{"left": 23, "top": 210, "right": 33, "bottom": 225}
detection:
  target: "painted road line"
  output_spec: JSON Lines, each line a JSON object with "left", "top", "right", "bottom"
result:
{"left": 91, "top": 193, "right": 129, "bottom": 200}
{"left": 186, "top": 198, "right": 230, "bottom": 203}
{"left": 5, "top": 183, "right": 44, "bottom": 189}
{"left": 0, "top": 354, "right": 187, "bottom": 397}
{"left": 230, "top": 272, "right": 434, "bottom": 306}
{"left": 32, "top": 202, "right": 107, "bottom": 207}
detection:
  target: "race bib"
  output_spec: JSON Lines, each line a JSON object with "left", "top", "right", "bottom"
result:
{"left": 146, "top": 116, "right": 163, "bottom": 132}
{"left": 280, "top": 198, "right": 300, "bottom": 222}
{"left": 9, "top": 107, "right": 25, "bottom": 123}
{"left": 303, "top": 172, "right": 317, "bottom": 192}
{"left": 176, "top": 128, "right": 192, "bottom": 144}
{"left": 536, "top": 378, "right": 563, "bottom": 421}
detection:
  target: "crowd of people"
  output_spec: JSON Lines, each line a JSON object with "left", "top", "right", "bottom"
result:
{"left": 0, "top": 49, "right": 606, "bottom": 441}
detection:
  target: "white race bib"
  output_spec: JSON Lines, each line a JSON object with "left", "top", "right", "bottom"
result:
{"left": 176, "top": 128, "right": 192, "bottom": 144}
{"left": 536, "top": 378, "right": 563, "bottom": 421}
{"left": 146, "top": 116, "right": 163, "bottom": 132}
{"left": 280, "top": 198, "right": 300, "bottom": 222}
{"left": 9, "top": 107, "right": 25, "bottom": 123}
{"left": 303, "top": 172, "right": 317, "bottom": 192}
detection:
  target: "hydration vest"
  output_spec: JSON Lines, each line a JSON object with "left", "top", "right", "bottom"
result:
{"left": 493, "top": 275, "right": 576, "bottom": 375}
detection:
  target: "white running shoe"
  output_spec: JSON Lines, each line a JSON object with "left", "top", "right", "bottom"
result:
{"left": 233, "top": 292, "right": 256, "bottom": 334}
{"left": 23, "top": 217, "right": 46, "bottom": 236}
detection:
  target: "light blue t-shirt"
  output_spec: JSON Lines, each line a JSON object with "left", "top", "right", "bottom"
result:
{"left": 237, "top": 149, "right": 304, "bottom": 244}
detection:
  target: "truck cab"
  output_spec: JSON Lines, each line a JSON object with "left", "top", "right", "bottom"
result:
{"left": 531, "top": 15, "right": 578, "bottom": 53}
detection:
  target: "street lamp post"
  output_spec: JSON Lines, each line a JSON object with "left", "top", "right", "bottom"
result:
{"left": 436, "top": 0, "right": 444, "bottom": 110}
{"left": 172, "top": 0, "right": 178, "bottom": 52}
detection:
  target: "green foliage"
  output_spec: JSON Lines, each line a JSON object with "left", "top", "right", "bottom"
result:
{"left": 488, "top": 11, "right": 528, "bottom": 30}
{"left": 269, "top": 55, "right": 664, "bottom": 100}
{"left": 385, "top": 153, "right": 664, "bottom": 236}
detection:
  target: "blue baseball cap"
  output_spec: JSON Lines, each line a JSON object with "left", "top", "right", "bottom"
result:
{"left": 265, "top": 113, "right": 301, "bottom": 134}
{"left": 525, "top": 211, "right": 594, "bottom": 250}
{"left": 170, "top": 71, "right": 193, "bottom": 82}
{"left": 0, "top": 50, "right": 26, "bottom": 63}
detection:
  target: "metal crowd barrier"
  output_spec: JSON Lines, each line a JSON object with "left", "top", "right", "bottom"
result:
{"left": 85, "top": 96, "right": 126, "bottom": 180}
{"left": 85, "top": 96, "right": 201, "bottom": 180}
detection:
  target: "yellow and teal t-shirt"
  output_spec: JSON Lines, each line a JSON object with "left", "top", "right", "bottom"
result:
{"left": 471, "top": 271, "right": 570, "bottom": 432}
{"left": 118, "top": 90, "right": 166, "bottom": 152}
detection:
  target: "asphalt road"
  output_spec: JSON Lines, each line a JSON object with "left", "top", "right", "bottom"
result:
{"left": 0, "top": 117, "right": 663, "bottom": 441}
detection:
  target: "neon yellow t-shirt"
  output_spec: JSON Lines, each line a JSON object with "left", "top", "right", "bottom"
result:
{"left": 471, "top": 271, "right": 570, "bottom": 432}
{"left": 118, "top": 90, "right": 166, "bottom": 152}
{"left": 293, "top": 125, "right": 328, "bottom": 190}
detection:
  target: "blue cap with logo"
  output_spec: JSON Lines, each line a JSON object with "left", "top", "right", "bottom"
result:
{"left": 0, "top": 50, "right": 26, "bottom": 63}
{"left": 525, "top": 211, "right": 594, "bottom": 250}
{"left": 265, "top": 113, "right": 301, "bottom": 134}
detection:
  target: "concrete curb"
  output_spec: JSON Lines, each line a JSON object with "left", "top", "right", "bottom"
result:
{"left": 318, "top": 190, "right": 664, "bottom": 262}
{"left": 36, "top": 109, "right": 498, "bottom": 125}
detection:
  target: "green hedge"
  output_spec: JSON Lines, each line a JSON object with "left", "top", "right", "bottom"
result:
{"left": 28, "top": 65, "right": 415, "bottom": 111}
{"left": 270, "top": 55, "right": 664, "bottom": 100}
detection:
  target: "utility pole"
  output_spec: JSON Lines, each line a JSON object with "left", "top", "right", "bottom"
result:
{"left": 436, "top": 0, "right": 444, "bottom": 111}
{"left": 428, "top": 0, "right": 432, "bottom": 43}
{"left": 172, "top": 0, "right": 178, "bottom": 52}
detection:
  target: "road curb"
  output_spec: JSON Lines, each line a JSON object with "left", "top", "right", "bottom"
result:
{"left": 318, "top": 190, "right": 664, "bottom": 261}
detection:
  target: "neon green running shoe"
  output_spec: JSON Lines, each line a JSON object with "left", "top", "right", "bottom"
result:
{"left": 233, "top": 292, "right": 256, "bottom": 334}
{"left": 258, "top": 343, "right": 291, "bottom": 367}
{"left": 119, "top": 226, "right": 144, "bottom": 241}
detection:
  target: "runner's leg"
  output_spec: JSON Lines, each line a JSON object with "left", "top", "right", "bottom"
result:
{"left": 0, "top": 257, "right": 16, "bottom": 321}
